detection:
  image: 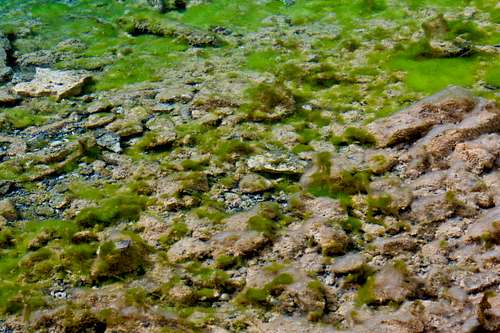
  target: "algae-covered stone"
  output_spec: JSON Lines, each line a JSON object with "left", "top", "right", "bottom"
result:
{"left": 91, "top": 233, "right": 150, "bottom": 281}
{"left": 239, "top": 173, "right": 273, "bottom": 193}
{"left": 13, "top": 68, "right": 92, "bottom": 101}
{"left": 0, "top": 199, "right": 17, "bottom": 221}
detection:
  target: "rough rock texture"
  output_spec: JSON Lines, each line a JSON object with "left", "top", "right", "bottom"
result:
{"left": 13, "top": 67, "right": 92, "bottom": 101}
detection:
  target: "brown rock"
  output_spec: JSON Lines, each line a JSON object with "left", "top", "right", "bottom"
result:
{"left": 371, "top": 264, "right": 414, "bottom": 303}
{"left": 0, "top": 199, "right": 17, "bottom": 221}
{"left": 331, "top": 253, "right": 365, "bottom": 274}
{"left": 366, "top": 86, "right": 476, "bottom": 147}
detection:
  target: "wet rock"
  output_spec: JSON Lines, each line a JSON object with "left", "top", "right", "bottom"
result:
{"left": 304, "top": 217, "right": 350, "bottom": 255}
{"left": 366, "top": 86, "right": 476, "bottom": 147}
{"left": 147, "top": 0, "right": 187, "bottom": 13}
{"left": 95, "top": 131, "right": 122, "bottom": 153}
{"left": 250, "top": 315, "right": 337, "bottom": 333}
{"left": 167, "top": 237, "right": 210, "bottom": 262}
{"left": 86, "top": 100, "right": 114, "bottom": 114}
{"left": 370, "top": 264, "right": 415, "bottom": 303}
{"left": 368, "top": 176, "right": 413, "bottom": 212}
{"left": 119, "top": 15, "right": 222, "bottom": 47}
{"left": 303, "top": 196, "right": 348, "bottom": 221}
{"left": 352, "top": 302, "right": 424, "bottom": 333}
{"left": 71, "top": 230, "right": 99, "bottom": 244}
{"left": 243, "top": 265, "right": 328, "bottom": 316}
{"left": 300, "top": 147, "right": 396, "bottom": 191}
{"left": 407, "top": 101, "right": 500, "bottom": 167}
{"left": 84, "top": 113, "right": 116, "bottom": 129}
{"left": 239, "top": 173, "right": 273, "bottom": 193}
{"left": 0, "top": 135, "right": 27, "bottom": 157}
{"left": 410, "top": 193, "right": 456, "bottom": 224}
{"left": 13, "top": 67, "right": 92, "bottom": 101}
{"left": 247, "top": 152, "right": 307, "bottom": 175}
{"left": 0, "top": 33, "right": 12, "bottom": 83}
{"left": 331, "top": 253, "right": 365, "bottom": 274}
{"left": 0, "top": 89, "right": 19, "bottom": 106}
{"left": 105, "top": 118, "right": 143, "bottom": 137}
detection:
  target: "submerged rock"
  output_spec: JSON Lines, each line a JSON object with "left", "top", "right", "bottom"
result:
{"left": 366, "top": 86, "right": 476, "bottom": 147}
{"left": 13, "top": 68, "right": 92, "bottom": 101}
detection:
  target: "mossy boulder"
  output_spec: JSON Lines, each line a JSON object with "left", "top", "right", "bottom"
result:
{"left": 91, "top": 232, "right": 150, "bottom": 281}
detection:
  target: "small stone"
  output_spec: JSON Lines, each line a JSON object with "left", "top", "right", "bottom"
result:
{"left": 331, "top": 253, "right": 365, "bottom": 274}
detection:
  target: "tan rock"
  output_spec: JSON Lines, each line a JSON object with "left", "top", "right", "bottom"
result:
{"left": 13, "top": 67, "right": 92, "bottom": 101}
{"left": 371, "top": 264, "right": 414, "bottom": 303}
{"left": 0, "top": 199, "right": 17, "bottom": 221}
{"left": 166, "top": 237, "right": 210, "bottom": 262}
{"left": 331, "top": 253, "right": 365, "bottom": 274}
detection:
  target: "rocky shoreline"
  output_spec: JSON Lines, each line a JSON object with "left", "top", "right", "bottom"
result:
{"left": 0, "top": 1, "right": 498, "bottom": 332}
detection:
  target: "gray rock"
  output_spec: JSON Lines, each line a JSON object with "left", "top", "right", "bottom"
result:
{"left": 247, "top": 152, "right": 307, "bottom": 175}
{"left": 96, "top": 131, "right": 122, "bottom": 153}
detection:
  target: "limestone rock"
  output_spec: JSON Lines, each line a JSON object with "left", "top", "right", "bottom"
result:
{"left": 331, "top": 253, "right": 365, "bottom": 274}
{"left": 366, "top": 86, "right": 476, "bottom": 147}
{"left": 13, "top": 68, "right": 92, "bottom": 101}
{"left": 304, "top": 218, "right": 350, "bottom": 255}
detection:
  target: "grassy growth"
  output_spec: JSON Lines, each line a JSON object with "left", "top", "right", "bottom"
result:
{"left": 91, "top": 232, "right": 150, "bottom": 281}
{"left": 0, "top": 220, "right": 100, "bottom": 315}
{"left": 240, "top": 81, "right": 295, "bottom": 121}
{"left": 75, "top": 194, "right": 148, "bottom": 228}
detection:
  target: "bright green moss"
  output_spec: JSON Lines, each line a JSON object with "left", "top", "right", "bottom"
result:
{"left": 244, "top": 49, "right": 281, "bottom": 72}
{"left": 215, "top": 255, "right": 241, "bottom": 269}
{"left": 75, "top": 194, "right": 148, "bottom": 228}
{"left": 485, "top": 64, "right": 500, "bottom": 88}
{"left": 94, "top": 35, "right": 187, "bottom": 90}
{"left": 0, "top": 108, "right": 48, "bottom": 130}
{"left": 355, "top": 276, "right": 376, "bottom": 306}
